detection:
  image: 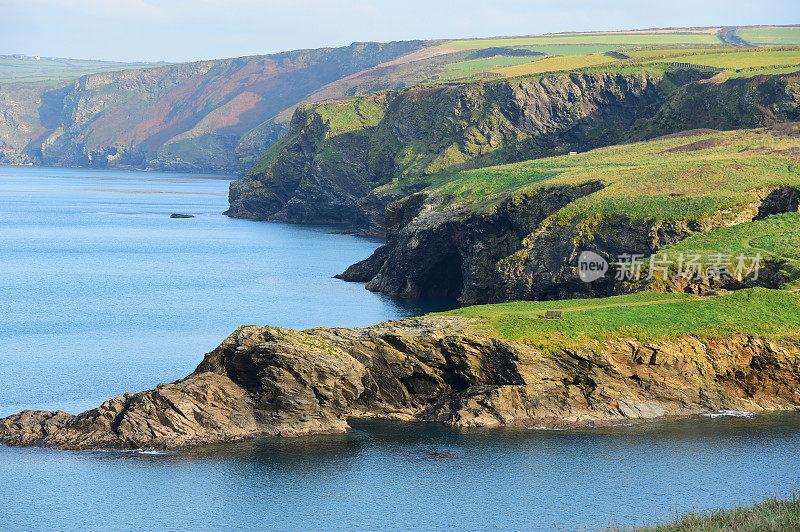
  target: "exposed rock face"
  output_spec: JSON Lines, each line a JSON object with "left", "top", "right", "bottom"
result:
{"left": 629, "top": 74, "right": 800, "bottom": 139}
{"left": 339, "top": 182, "right": 604, "bottom": 301}
{"left": 2, "top": 318, "right": 799, "bottom": 450}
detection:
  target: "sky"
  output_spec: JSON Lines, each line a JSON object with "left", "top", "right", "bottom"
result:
{"left": 2, "top": 0, "right": 799, "bottom": 63}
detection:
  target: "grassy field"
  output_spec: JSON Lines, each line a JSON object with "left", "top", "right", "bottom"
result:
{"left": 738, "top": 26, "right": 800, "bottom": 45}
{"left": 621, "top": 47, "right": 731, "bottom": 60}
{"left": 552, "top": 47, "right": 800, "bottom": 79}
{"left": 520, "top": 44, "right": 624, "bottom": 56}
{"left": 438, "top": 45, "right": 626, "bottom": 81}
{"left": 491, "top": 53, "right": 617, "bottom": 76}
{"left": 650, "top": 49, "right": 800, "bottom": 70}
{"left": 416, "top": 128, "right": 800, "bottom": 225}
{"left": 447, "top": 32, "right": 722, "bottom": 49}
{"left": 312, "top": 95, "right": 387, "bottom": 136}
{"left": 0, "top": 55, "right": 161, "bottom": 84}
{"left": 627, "top": 493, "right": 800, "bottom": 531}
{"left": 729, "top": 65, "right": 800, "bottom": 77}
{"left": 436, "top": 288, "right": 800, "bottom": 350}
{"left": 440, "top": 56, "right": 544, "bottom": 79}
{"left": 437, "top": 42, "right": 800, "bottom": 81}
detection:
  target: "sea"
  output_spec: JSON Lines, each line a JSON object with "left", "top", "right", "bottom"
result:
{"left": 1, "top": 167, "right": 798, "bottom": 531}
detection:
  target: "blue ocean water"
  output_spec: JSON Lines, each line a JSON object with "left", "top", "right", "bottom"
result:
{"left": 0, "top": 167, "right": 449, "bottom": 416}
{"left": 1, "top": 167, "right": 799, "bottom": 531}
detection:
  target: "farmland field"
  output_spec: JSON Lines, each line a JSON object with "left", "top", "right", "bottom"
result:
{"left": 440, "top": 56, "right": 543, "bottom": 79}
{"left": 0, "top": 55, "right": 161, "bottom": 84}
{"left": 436, "top": 45, "right": 800, "bottom": 82}
{"left": 650, "top": 49, "right": 800, "bottom": 70}
{"left": 491, "top": 53, "right": 617, "bottom": 76}
{"left": 520, "top": 44, "right": 623, "bottom": 56}
{"left": 447, "top": 32, "right": 722, "bottom": 49}
{"left": 738, "top": 26, "right": 800, "bottom": 45}
{"left": 622, "top": 46, "right": 731, "bottom": 59}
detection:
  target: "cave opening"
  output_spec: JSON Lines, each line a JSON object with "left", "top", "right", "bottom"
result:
{"left": 421, "top": 251, "right": 464, "bottom": 300}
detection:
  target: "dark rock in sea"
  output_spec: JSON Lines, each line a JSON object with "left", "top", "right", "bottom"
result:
{"left": 170, "top": 213, "right": 195, "bottom": 218}
{"left": 1, "top": 318, "right": 799, "bottom": 451}
{"left": 427, "top": 449, "right": 459, "bottom": 459}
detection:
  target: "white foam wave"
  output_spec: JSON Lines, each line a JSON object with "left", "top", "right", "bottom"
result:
{"left": 703, "top": 410, "right": 756, "bottom": 418}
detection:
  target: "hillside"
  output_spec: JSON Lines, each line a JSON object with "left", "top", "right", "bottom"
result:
{"left": 2, "top": 26, "right": 799, "bottom": 173}
{"left": 0, "top": 41, "right": 428, "bottom": 172}
{"left": 228, "top": 71, "right": 800, "bottom": 232}
{"left": 337, "top": 125, "right": 800, "bottom": 304}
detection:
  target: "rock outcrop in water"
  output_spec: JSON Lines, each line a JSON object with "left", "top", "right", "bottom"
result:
{"left": 2, "top": 318, "right": 799, "bottom": 450}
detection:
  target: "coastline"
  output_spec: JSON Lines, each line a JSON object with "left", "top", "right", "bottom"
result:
{"left": 3, "top": 309, "right": 799, "bottom": 452}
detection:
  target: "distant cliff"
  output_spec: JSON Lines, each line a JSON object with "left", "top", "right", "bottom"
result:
{"left": 0, "top": 41, "right": 426, "bottom": 173}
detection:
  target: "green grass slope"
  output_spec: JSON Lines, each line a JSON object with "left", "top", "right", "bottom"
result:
{"left": 626, "top": 493, "right": 800, "bottom": 531}
{"left": 235, "top": 69, "right": 800, "bottom": 232}
{"left": 655, "top": 212, "right": 800, "bottom": 289}
{"left": 738, "top": 26, "right": 800, "bottom": 46}
{"left": 395, "top": 127, "right": 800, "bottom": 226}
{"left": 437, "top": 288, "right": 800, "bottom": 350}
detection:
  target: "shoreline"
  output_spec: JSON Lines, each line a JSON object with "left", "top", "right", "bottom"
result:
{"left": 2, "top": 311, "right": 799, "bottom": 452}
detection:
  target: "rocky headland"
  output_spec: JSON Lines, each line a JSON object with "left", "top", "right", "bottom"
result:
{"left": 226, "top": 73, "right": 800, "bottom": 232}
{"left": 337, "top": 127, "right": 800, "bottom": 305}
{"left": 2, "top": 316, "right": 799, "bottom": 451}
{"left": 228, "top": 71, "right": 800, "bottom": 306}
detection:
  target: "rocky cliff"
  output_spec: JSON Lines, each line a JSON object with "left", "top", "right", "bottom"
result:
{"left": 226, "top": 72, "right": 674, "bottom": 229}
{"left": 1, "top": 317, "right": 798, "bottom": 450}
{"left": 338, "top": 122, "right": 800, "bottom": 305}
{"left": 226, "top": 73, "right": 800, "bottom": 232}
{"left": 339, "top": 183, "right": 605, "bottom": 301}
{"left": 0, "top": 41, "right": 426, "bottom": 173}
{"left": 344, "top": 185, "right": 800, "bottom": 305}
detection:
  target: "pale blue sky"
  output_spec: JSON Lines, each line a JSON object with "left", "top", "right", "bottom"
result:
{"left": 2, "top": 0, "right": 799, "bottom": 62}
